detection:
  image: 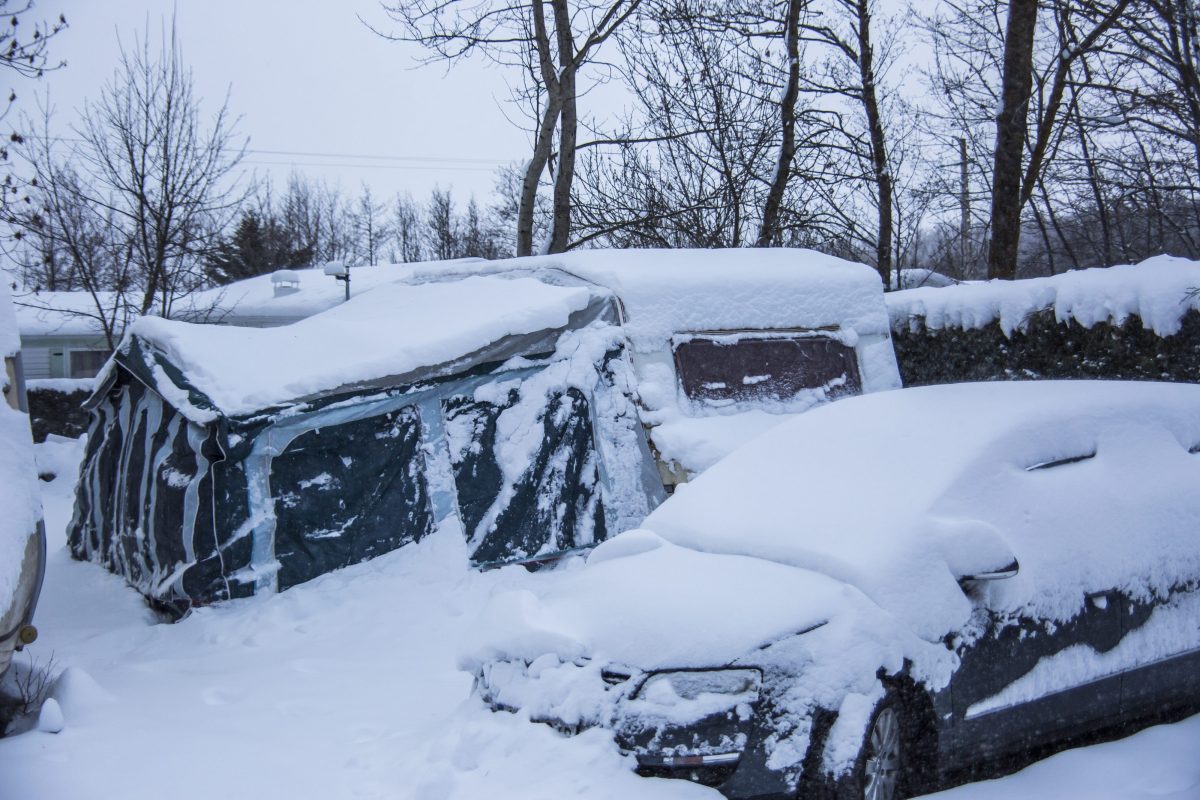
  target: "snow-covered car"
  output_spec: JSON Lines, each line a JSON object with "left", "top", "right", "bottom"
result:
{"left": 0, "top": 282, "right": 45, "bottom": 680}
{"left": 464, "top": 380, "right": 1200, "bottom": 799}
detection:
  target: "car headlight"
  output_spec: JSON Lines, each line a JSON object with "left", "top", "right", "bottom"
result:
{"left": 635, "top": 669, "right": 761, "bottom": 703}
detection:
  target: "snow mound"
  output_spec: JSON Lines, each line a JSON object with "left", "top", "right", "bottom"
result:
{"left": 887, "top": 256, "right": 1200, "bottom": 337}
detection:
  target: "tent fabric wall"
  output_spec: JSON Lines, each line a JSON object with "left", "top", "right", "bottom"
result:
{"left": 67, "top": 293, "right": 665, "bottom": 615}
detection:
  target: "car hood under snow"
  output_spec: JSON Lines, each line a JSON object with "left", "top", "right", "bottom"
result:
{"left": 462, "top": 532, "right": 860, "bottom": 672}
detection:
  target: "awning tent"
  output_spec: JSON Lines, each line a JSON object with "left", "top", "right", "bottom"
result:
{"left": 67, "top": 273, "right": 663, "bottom": 615}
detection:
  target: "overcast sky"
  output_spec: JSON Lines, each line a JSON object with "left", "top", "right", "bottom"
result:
{"left": 16, "top": 0, "right": 534, "bottom": 203}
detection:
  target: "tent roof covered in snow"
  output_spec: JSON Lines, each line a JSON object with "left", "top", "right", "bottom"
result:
{"left": 92, "top": 273, "right": 610, "bottom": 421}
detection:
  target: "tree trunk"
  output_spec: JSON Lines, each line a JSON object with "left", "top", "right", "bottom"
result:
{"left": 756, "top": 0, "right": 804, "bottom": 248}
{"left": 987, "top": 0, "right": 1038, "bottom": 280}
{"left": 516, "top": 99, "right": 561, "bottom": 256}
{"left": 548, "top": 0, "right": 577, "bottom": 254}
{"left": 854, "top": 0, "right": 892, "bottom": 288}
{"left": 517, "top": 1, "right": 563, "bottom": 257}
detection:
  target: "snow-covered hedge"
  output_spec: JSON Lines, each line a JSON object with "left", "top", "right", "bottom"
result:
{"left": 886, "top": 256, "right": 1200, "bottom": 385}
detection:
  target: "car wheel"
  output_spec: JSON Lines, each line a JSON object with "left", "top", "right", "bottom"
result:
{"left": 833, "top": 694, "right": 910, "bottom": 800}
{"left": 861, "top": 703, "right": 903, "bottom": 800}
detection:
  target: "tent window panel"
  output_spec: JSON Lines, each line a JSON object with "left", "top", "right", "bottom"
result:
{"left": 673, "top": 335, "right": 862, "bottom": 404}
{"left": 271, "top": 405, "right": 433, "bottom": 591}
{"left": 444, "top": 387, "right": 606, "bottom": 566}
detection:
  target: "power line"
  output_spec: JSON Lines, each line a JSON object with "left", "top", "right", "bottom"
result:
{"left": 244, "top": 148, "right": 508, "bottom": 165}
{"left": 241, "top": 159, "right": 500, "bottom": 173}
{"left": 38, "top": 134, "right": 516, "bottom": 167}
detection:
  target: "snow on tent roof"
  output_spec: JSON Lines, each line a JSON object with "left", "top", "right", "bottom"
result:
{"left": 642, "top": 380, "right": 1200, "bottom": 641}
{"left": 113, "top": 274, "right": 595, "bottom": 418}
{"left": 887, "top": 255, "right": 1200, "bottom": 336}
{"left": 409, "top": 248, "right": 890, "bottom": 351}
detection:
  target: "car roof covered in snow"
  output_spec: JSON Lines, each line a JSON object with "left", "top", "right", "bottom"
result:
{"left": 642, "top": 380, "right": 1200, "bottom": 640}
{"left": 101, "top": 274, "right": 611, "bottom": 420}
{"left": 409, "top": 248, "right": 891, "bottom": 351}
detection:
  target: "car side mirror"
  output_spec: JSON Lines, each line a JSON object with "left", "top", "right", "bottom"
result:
{"left": 959, "top": 559, "right": 1020, "bottom": 582}
{"left": 956, "top": 559, "right": 1020, "bottom": 598}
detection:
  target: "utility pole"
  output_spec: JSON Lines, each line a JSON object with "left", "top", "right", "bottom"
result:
{"left": 959, "top": 137, "right": 970, "bottom": 277}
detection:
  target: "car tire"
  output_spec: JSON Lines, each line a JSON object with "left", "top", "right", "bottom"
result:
{"left": 833, "top": 693, "right": 911, "bottom": 800}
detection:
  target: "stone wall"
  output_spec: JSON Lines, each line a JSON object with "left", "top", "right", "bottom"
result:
{"left": 891, "top": 308, "right": 1200, "bottom": 387}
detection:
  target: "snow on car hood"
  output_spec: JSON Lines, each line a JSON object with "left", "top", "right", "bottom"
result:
{"left": 644, "top": 380, "right": 1200, "bottom": 639}
{"left": 462, "top": 532, "right": 854, "bottom": 671}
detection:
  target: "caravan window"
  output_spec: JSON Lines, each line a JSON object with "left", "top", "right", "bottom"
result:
{"left": 673, "top": 333, "right": 861, "bottom": 404}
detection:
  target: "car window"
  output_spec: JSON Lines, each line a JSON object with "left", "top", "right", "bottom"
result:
{"left": 673, "top": 332, "right": 861, "bottom": 404}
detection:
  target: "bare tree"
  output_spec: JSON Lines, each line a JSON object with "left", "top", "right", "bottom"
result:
{"left": 425, "top": 186, "right": 458, "bottom": 260}
{"left": 373, "top": 0, "right": 641, "bottom": 255}
{"left": 350, "top": 183, "right": 390, "bottom": 265}
{"left": 0, "top": 0, "right": 66, "bottom": 249}
{"left": 986, "top": 0, "right": 1039, "bottom": 279}
{"left": 0, "top": 0, "right": 65, "bottom": 130}
{"left": 391, "top": 191, "right": 425, "bottom": 263}
{"left": 12, "top": 125, "right": 134, "bottom": 348}
{"left": 70, "top": 23, "right": 246, "bottom": 316}
{"left": 794, "top": 0, "right": 907, "bottom": 285}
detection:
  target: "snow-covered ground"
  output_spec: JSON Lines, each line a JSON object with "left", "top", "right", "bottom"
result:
{"left": 1, "top": 435, "right": 1196, "bottom": 800}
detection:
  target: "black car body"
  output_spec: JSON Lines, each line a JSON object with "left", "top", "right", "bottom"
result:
{"left": 467, "top": 381, "right": 1200, "bottom": 798}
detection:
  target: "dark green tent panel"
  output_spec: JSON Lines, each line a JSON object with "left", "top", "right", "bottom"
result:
{"left": 67, "top": 275, "right": 665, "bottom": 616}
{"left": 270, "top": 404, "right": 433, "bottom": 591}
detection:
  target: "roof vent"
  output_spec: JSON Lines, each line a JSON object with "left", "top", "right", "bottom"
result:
{"left": 271, "top": 269, "right": 301, "bottom": 297}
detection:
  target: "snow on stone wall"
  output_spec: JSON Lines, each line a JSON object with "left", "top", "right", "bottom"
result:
{"left": 887, "top": 255, "right": 1200, "bottom": 337}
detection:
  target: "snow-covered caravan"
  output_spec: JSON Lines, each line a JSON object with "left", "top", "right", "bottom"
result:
{"left": 0, "top": 282, "right": 45, "bottom": 678}
{"left": 412, "top": 249, "right": 902, "bottom": 482}
{"left": 67, "top": 274, "right": 662, "bottom": 615}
